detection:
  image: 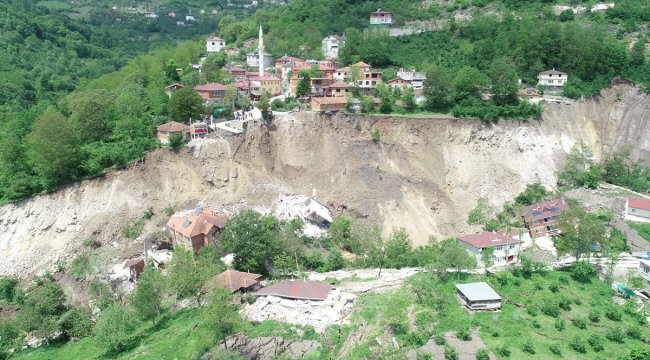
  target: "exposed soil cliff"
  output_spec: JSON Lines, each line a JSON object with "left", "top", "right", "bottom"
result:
{"left": 1, "top": 83, "right": 648, "bottom": 278}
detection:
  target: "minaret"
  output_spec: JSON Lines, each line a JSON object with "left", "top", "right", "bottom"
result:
{"left": 258, "top": 25, "right": 264, "bottom": 76}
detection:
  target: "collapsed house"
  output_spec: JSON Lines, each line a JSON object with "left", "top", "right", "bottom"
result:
{"left": 167, "top": 207, "right": 228, "bottom": 255}
{"left": 212, "top": 269, "right": 262, "bottom": 293}
{"left": 274, "top": 195, "right": 333, "bottom": 237}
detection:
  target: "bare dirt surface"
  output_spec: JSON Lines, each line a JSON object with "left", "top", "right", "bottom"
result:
{"left": 1, "top": 84, "right": 649, "bottom": 279}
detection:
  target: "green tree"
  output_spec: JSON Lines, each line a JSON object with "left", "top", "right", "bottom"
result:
{"left": 202, "top": 53, "right": 228, "bottom": 83}
{"left": 113, "top": 84, "right": 151, "bottom": 119}
{"left": 514, "top": 182, "right": 548, "bottom": 206}
{"left": 221, "top": 210, "right": 279, "bottom": 275}
{"left": 206, "top": 289, "right": 241, "bottom": 349}
{"left": 93, "top": 304, "right": 139, "bottom": 355}
{"left": 167, "top": 250, "right": 210, "bottom": 303}
{"left": 58, "top": 306, "right": 93, "bottom": 339}
{"left": 26, "top": 111, "right": 81, "bottom": 189}
{"left": 168, "top": 87, "right": 206, "bottom": 123}
{"left": 481, "top": 247, "right": 495, "bottom": 268}
{"left": 402, "top": 87, "right": 416, "bottom": 112}
{"left": 16, "top": 281, "right": 67, "bottom": 337}
{"left": 296, "top": 71, "right": 311, "bottom": 98}
{"left": 630, "top": 38, "right": 646, "bottom": 67}
{"left": 557, "top": 142, "right": 602, "bottom": 189}
{"left": 424, "top": 65, "right": 452, "bottom": 111}
{"left": 556, "top": 205, "right": 606, "bottom": 261}
{"left": 558, "top": 9, "right": 575, "bottom": 22}
{"left": 68, "top": 89, "right": 114, "bottom": 143}
{"left": 168, "top": 133, "right": 185, "bottom": 149}
{"left": 384, "top": 229, "right": 413, "bottom": 268}
{"left": 488, "top": 58, "right": 519, "bottom": 105}
{"left": 165, "top": 59, "right": 181, "bottom": 82}
{"left": 259, "top": 92, "right": 273, "bottom": 125}
{"left": 132, "top": 266, "right": 163, "bottom": 325}
{"left": 452, "top": 66, "right": 488, "bottom": 102}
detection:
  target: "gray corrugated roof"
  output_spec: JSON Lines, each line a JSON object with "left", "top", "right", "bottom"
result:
{"left": 455, "top": 282, "right": 501, "bottom": 301}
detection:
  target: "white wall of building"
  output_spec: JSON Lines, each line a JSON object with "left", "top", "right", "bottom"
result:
{"left": 207, "top": 39, "right": 226, "bottom": 53}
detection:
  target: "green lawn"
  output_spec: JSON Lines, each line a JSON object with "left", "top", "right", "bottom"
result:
{"left": 628, "top": 222, "right": 650, "bottom": 243}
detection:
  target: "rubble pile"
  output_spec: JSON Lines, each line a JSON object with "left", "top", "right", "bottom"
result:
{"left": 274, "top": 195, "right": 333, "bottom": 238}
{"left": 243, "top": 288, "right": 356, "bottom": 333}
{"left": 209, "top": 335, "right": 320, "bottom": 360}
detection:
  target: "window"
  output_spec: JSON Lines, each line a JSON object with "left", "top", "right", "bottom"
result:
{"left": 509, "top": 244, "right": 515, "bottom": 249}
{"left": 644, "top": 266, "right": 649, "bottom": 274}
{"left": 212, "top": 42, "right": 215, "bottom": 45}
{"left": 536, "top": 228, "right": 542, "bottom": 234}
{"left": 496, "top": 245, "right": 503, "bottom": 251}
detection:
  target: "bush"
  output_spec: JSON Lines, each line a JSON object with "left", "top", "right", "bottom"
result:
{"left": 542, "top": 300, "right": 561, "bottom": 317}
{"left": 0, "top": 278, "right": 18, "bottom": 303}
{"left": 168, "top": 133, "right": 184, "bottom": 149}
{"left": 626, "top": 325, "right": 643, "bottom": 340}
{"left": 571, "top": 261, "right": 596, "bottom": 283}
{"left": 606, "top": 327, "right": 625, "bottom": 343}
{"left": 143, "top": 207, "right": 154, "bottom": 219}
{"left": 59, "top": 306, "right": 93, "bottom": 339}
{"left": 456, "top": 327, "right": 471, "bottom": 341}
{"left": 122, "top": 218, "right": 145, "bottom": 239}
{"left": 521, "top": 339, "right": 535, "bottom": 354}
{"left": 444, "top": 345, "right": 458, "bottom": 360}
{"left": 549, "top": 343, "right": 562, "bottom": 356}
{"left": 572, "top": 317, "right": 587, "bottom": 329}
{"left": 554, "top": 318, "right": 565, "bottom": 331}
{"left": 588, "top": 309, "right": 601, "bottom": 323}
{"left": 416, "top": 352, "right": 433, "bottom": 360}
{"left": 527, "top": 305, "right": 538, "bottom": 317}
{"left": 531, "top": 319, "right": 541, "bottom": 329}
{"left": 70, "top": 255, "right": 91, "bottom": 280}
{"left": 94, "top": 304, "right": 139, "bottom": 355}
{"left": 82, "top": 237, "right": 101, "bottom": 249}
{"left": 605, "top": 307, "right": 623, "bottom": 321}
{"left": 475, "top": 348, "right": 489, "bottom": 360}
{"left": 371, "top": 129, "right": 381, "bottom": 143}
{"left": 548, "top": 283, "right": 560, "bottom": 293}
{"left": 434, "top": 333, "right": 446, "bottom": 345}
{"left": 569, "top": 336, "right": 587, "bottom": 353}
{"left": 588, "top": 334, "right": 605, "bottom": 352}
{"left": 558, "top": 295, "right": 572, "bottom": 311}
{"left": 495, "top": 344, "right": 510, "bottom": 357}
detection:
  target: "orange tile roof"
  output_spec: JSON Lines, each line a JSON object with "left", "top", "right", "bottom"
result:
{"left": 254, "top": 280, "right": 331, "bottom": 301}
{"left": 194, "top": 83, "right": 228, "bottom": 91}
{"left": 215, "top": 270, "right": 262, "bottom": 292}
{"left": 157, "top": 121, "right": 190, "bottom": 132}
{"left": 312, "top": 97, "right": 348, "bottom": 105}
{"left": 168, "top": 207, "right": 228, "bottom": 238}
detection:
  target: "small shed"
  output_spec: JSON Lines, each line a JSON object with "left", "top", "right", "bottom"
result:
{"left": 123, "top": 258, "right": 145, "bottom": 281}
{"left": 455, "top": 282, "right": 501, "bottom": 311}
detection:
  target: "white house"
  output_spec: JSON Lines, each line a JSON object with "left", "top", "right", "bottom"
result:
{"left": 639, "top": 258, "right": 650, "bottom": 292}
{"left": 144, "top": 13, "right": 158, "bottom": 18}
{"left": 626, "top": 196, "right": 650, "bottom": 221}
{"left": 458, "top": 230, "right": 525, "bottom": 267}
{"left": 186, "top": 15, "right": 196, "bottom": 21}
{"left": 537, "top": 69, "right": 568, "bottom": 88}
{"left": 391, "top": 68, "right": 426, "bottom": 90}
{"left": 370, "top": 9, "right": 393, "bottom": 26}
{"left": 206, "top": 36, "right": 226, "bottom": 53}
{"left": 322, "top": 35, "right": 344, "bottom": 58}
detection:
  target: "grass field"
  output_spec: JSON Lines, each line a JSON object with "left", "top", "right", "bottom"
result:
{"left": 628, "top": 221, "right": 650, "bottom": 243}
{"left": 11, "top": 269, "right": 650, "bottom": 359}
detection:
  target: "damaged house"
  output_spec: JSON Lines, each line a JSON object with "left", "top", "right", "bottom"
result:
{"left": 167, "top": 207, "right": 229, "bottom": 255}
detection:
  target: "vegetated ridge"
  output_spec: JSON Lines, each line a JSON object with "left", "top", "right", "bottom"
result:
{"left": 0, "top": 83, "right": 649, "bottom": 279}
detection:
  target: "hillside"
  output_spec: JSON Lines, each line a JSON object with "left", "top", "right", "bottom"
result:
{"left": 1, "top": 83, "right": 648, "bottom": 279}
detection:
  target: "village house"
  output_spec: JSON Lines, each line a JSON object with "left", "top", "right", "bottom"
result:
{"left": 517, "top": 88, "right": 542, "bottom": 104}
{"left": 254, "top": 280, "right": 332, "bottom": 301}
{"left": 275, "top": 55, "right": 306, "bottom": 69}
{"left": 249, "top": 75, "right": 282, "bottom": 96}
{"left": 194, "top": 83, "right": 228, "bottom": 103}
{"left": 311, "top": 97, "right": 348, "bottom": 112}
{"left": 167, "top": 207, "right": 228, "bottom": 255}
{"left": 246, "top": 49, "right": 274, "bottom": 71}
{"left": 164, "top": 83, "right": 184, "bottom": 97}
{"left": 213, "top": 269, "right": 262, "bottom": 293}
{"left": 537, "top": 69, "right": 568, "bottom": 90}
{"left": 370, "top": 9, "right": 394, "bottom": 26}
{"left": 223, "top": 64, "right": 247, "bottom": 78}
{"left": 334, "top": 61, "right": 382, "bottom": 90}
{"left": 458, "top": 230, "right": 525, "bottom": 267}
{"left": 639, "top": 256, "right": 650, "bottom": 292}
{"left": 322, "top": 35, "right": 344, "bottom": 58}
{"left": 456, "top": 282, "right": 502, "bottom": 311}
{"left": 522, "top": 198, "right": 570, "bottom": 238}
{"left": 626, "top": 196, "right": 650, "bottom": 221}
{"left": 387, "top": 69, "right": 426, "bottom": 90}
{"left": 591, "top": 3, "right": 615, "bottom": 12}
{"left": 206, "top": 36, "right": 226, "bottom": 53}
{"left": 156, "top": 121, "right": 190, "bottom": 144}
{"left": 328, "top": 81, "right": 349, "bottom": 97}
{"left": 190, "top": 122, "right": 209, "bottom": 139}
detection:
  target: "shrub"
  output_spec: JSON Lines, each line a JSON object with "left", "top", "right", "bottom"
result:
{"left": 495, "top": 344, "right": 510, "bottom": 357}
{"left": 59, "top": 306, "right": 93, "bottom": 339}
{"left": 627, "top": 347, "right": 650, "bottom": 360}
{"left": 416, "top": 352, "right": 433, "bottom": 360}
{"left": 143, "top": 207, "right": 154, "bottom": 219}
{"left": 371, "top": 129, "right": 381, "bottom": 143}
{"left": 605, "top": 307, "right": 623, "bottom": 321}
{"left": 70, "top": 255, "right": 91, "bottom": 280}
{"left": 444, "top": 345, "right": 458, "bottom": 360}
{"left": 527, "top": 305, "right": 538, "bottom": 317}
{"left": 522, "top": 339, "right": 535, "bottom": 354}
{"left": 475, "top": 348, "right": 489, "bottom": 360}
{"left": 122, "top": 218, "right": 145, "bottom": 239}
{"left": 403, "top": 331, "right": 427, "bottom": 346}
{"left": 626, "top": 325, "right": 643, "bottom": 340}
{"left": 554, "top": 318, "right": 565, "bottom": 331}
{"left": 164, "top": 205, "right": 175, "bottom": 216}
{"left": 548, "top": 283, "right": 560, "bottom": 293}
{"left": 0, "top": 278, "right": 18, "bottom": 302}
{"left": 569, "top": 336, "right": 587, "bottom": 353}
{"left": 531, "top": 319, "right": 541, "bottom": 329}
{"left": 549, "top": 343, "right": 562, "bottom": 356}
{"left": 542, "top": 300, "right": 561, "bottom": 317}
{"left": 456, "top": 327, "right": 471, "bottom": 341}
{"left": 168, "top": 133, "right": 184, "bottom": 149}
{"left": 82, "top": 237, "right": 101, "bottom": 249}
{"left": 606, "top": 327, "right": 625, "bottom": 343}
{"left": 434, "top": 333, "right": 446, "bottom": 345}
{"left": 572, "top": 317, "right": 587, "bottom": 329}
{"left": 588, "top": 334, "right": 605, "bottom": 352}
{"left": 558, "top": 295, "right": 572, "bottom": 311}
{"left": 94, "top": 304, "right": 139, "bottom": 355}
{"left": 588, "top": 309, "right": 600, "bottom": 323}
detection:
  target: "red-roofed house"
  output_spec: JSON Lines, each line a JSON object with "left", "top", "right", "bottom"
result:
{"left": 370, "top": 9, "right": 394, "bottom": 26}
{"left": 254, "top": 280, "right": 331, "bottom": 301}
{"left": 206, "top": 36, "right": 226, "bottom": 53}
{"left": 311, "top": 97, "right": 348, "bottom": 111}
{"left": 248, "top": 75, "right": 282, "bottom": 96}
{"left": 522, "top": 198, "right": 570, "bottom": 238}
{"left": 275, "top": 55, "right": 306, "bottom": 69}
{"left": 164, "top": 83, "right": 185, "bottom": 97}
{"left": 328, "top": 81, "right": 349, "bottom": 97}
{"left": 458, "top": 230, "right": 525, "bottom": 267}
{"left": 223, "top": 64, "right": 247, "bottom": 78}
{"left": 194, "top": 83, "right": 228, "bottom": 102}
{"left": 333, "top": 61, "right": 381, "bottom": 90}
{"left": 168, "top": 207, "right": 229, "bottom": 255}
{"left": 626, "top": 196, "right": 650, "bottom": 220}
{"left": 214, "top": 270, "right": 262, "bottom": 293}
{"left": 156, "top": 121, "right": 190, "bottom": 143}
